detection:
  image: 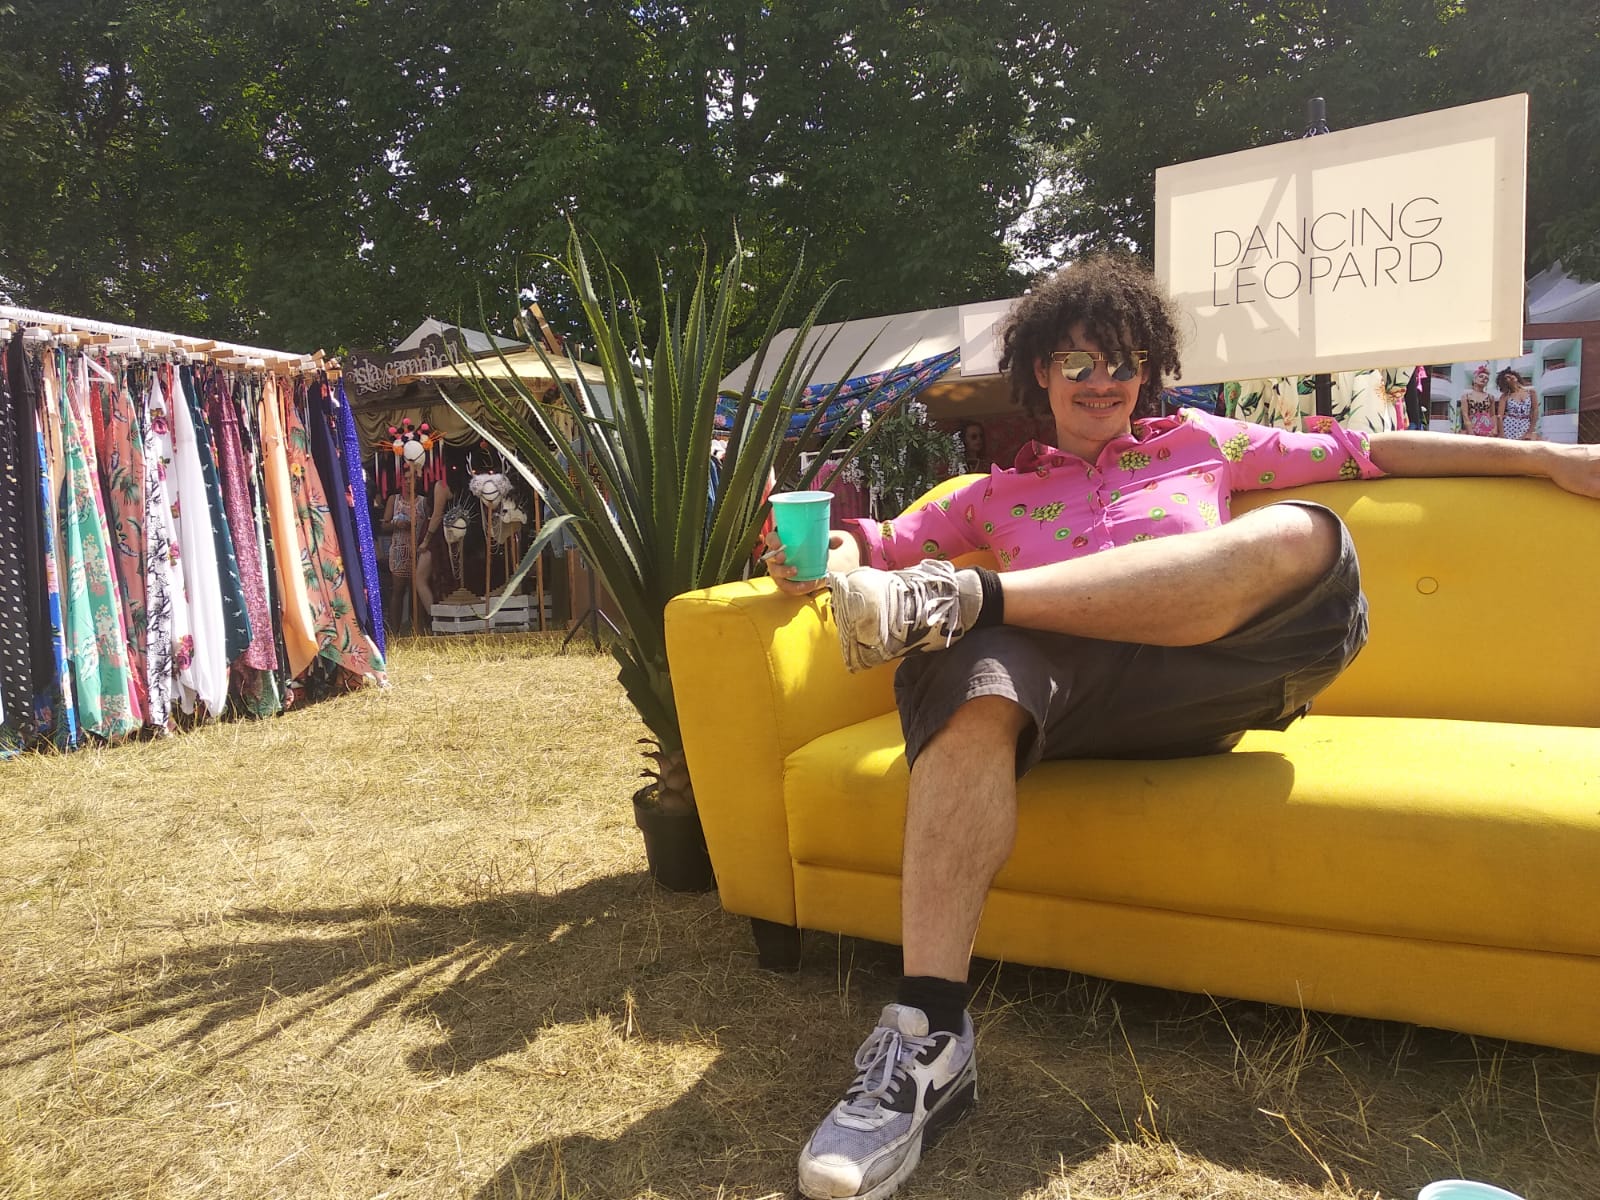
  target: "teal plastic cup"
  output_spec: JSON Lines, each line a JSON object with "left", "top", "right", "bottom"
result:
{"left": 769, "top": 490, "right": 834, "bottom": 582}
{"left": 1418, "top": 1182, "right": 1525, "bottom": 1200}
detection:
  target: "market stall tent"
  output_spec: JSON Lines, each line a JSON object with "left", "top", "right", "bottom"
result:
{"left": 1527, "top": 262, "right": 1600, "bottom": 325}
{"left": 394, "top": 318, "right": 522, "bottom": 354}
{"left": 350, "top": 345, "right": 613, "bottom": 449}
{"left": 717, "top": 299, "right": 1018, "bottom": 420}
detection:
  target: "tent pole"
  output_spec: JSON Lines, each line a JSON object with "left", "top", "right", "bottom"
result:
{"left": 406, "top": 466, "right": 419, "bottom": 636}
{"left": 533, "top": 492, "right": 545, "bottom": 631}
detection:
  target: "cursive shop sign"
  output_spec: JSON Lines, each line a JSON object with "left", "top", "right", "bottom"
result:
{"left": 345, "top": 328, "right": 470, "bottom": 404}
{"left": 1156, "top": 94, "right": 1528, "bottom": 386}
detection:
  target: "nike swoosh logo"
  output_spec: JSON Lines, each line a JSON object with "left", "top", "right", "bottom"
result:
{"left": 923, "top": 1073, "right": 962, "bottom": 1110}
{"left": 921, "top": 1059, "right": 971, "bottom": 1112}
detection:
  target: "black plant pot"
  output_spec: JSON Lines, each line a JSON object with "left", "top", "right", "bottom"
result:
{"left": 633, "top": 786, "right": 716, "bottom": 893}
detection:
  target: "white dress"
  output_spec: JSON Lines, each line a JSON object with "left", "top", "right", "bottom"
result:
{"left": 168, "top": 372, "right": 228, "bottom": 718}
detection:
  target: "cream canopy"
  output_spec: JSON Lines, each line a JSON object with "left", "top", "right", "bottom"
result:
{"left": 418, "top": 348, "right": 610, "bottom": 389}
{"left": 352, "top": 350, "right": 615, "bottom": 449}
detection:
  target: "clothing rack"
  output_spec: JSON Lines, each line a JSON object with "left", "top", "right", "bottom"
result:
{"left": 0, "top": 304, "right": 336, "bottom": 376}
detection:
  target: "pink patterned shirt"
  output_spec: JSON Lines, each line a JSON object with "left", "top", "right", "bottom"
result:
{"left": 844, "top": 408, "right": 1383, "bottom": 571}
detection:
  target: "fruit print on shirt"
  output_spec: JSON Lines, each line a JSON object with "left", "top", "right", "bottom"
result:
{"left": 845, "top": 409, "right": 1382, "bottom": 571}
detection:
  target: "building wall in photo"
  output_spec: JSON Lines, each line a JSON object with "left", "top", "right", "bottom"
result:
{"left": 1424, "top": 320, "right": 1599, "bottom": 443}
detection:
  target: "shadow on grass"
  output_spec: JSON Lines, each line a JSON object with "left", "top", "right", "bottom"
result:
{"left": 6, "top": 872, "right": 1597, "bottom": 1199}
{"left": 0, "top": 871, "right": 681, "bottom": 1078}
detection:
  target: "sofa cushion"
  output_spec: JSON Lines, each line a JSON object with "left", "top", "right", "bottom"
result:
{"left": 785, "top": 712, "right": 1600, "bottom": 956}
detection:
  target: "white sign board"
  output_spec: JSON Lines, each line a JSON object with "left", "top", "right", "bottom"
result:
{"left": 957, "top": 299, "right": 1014, "bottom": 378}
{"left": 1156, "top": 95, "right": 1528, "bottom": 385}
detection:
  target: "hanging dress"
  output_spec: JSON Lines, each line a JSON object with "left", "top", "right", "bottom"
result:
{"left": 141, "top": 371, "right": 190, "bottom": 731}
{"left": 27, "top": 348, "right": 76, "bottom": 747}
{"left": 238, "top": 376, "right": 287, "bottom": 714}
{"left": 97, "top": 366, "right": 152, "bottom": 722}
{"left": 169, "top": 364, "right": 229, "bottom": 718}
{"left": 305, "top": 378, "right": 373, "bottom": 643}
{"left": 206, "top": 374, "right": 275, "bottom": 672}
{"left": 6, "top": 332, "right": 53, "bottom": 742}
{"left": 335, "top": 377, "right": 386, "bottom": 657}
{"left": 180, "top": 366, "right": 253, "bottom": 666}
{"left": 207, "top": 375, "right": 280, "bottom": 719}
{"left": 0, "top": 345, "right": 35, "bottom": 745}
{"left": 281, "top": 382, "right": 385, "bottom": 686}
{"left": 57, "top": 354, "right": 140, "bottom": 740}
{"left": 259, "top": 375, "right": 320, "bottom": 678}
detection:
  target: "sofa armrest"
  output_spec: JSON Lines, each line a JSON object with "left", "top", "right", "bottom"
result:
{"left": 665, "top": 578, "right": 897, "bottom": 923}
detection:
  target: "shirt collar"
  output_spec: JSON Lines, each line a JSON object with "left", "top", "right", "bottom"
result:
{"left": 1011, "top": 414, "right": 1187, "bottom": 470}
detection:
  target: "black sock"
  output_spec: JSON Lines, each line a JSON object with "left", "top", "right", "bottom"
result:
{"left": 897, "top": 975, "right": 971, "bottom": 1035}
{"left": 972, "top": 566, "right": 1004, "bottom": 629}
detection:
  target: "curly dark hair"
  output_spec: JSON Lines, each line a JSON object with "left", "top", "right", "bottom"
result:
{"left": 1494, "top": 367, "right": 1523, "bottom": 395}
{"left": 999, "top": 253, "right": 1183, "bottom": 419}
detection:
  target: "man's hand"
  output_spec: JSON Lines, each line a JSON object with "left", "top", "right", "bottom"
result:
{"left": 763, "top": 529, "right": 861, "bottom": 596}
{"left": 1546, "top": 442, "right": 1600, "bottom": 500}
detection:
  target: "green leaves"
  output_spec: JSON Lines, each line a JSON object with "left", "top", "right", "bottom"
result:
{"left": 441, "top": 226, "right": 909, "bottom": 768}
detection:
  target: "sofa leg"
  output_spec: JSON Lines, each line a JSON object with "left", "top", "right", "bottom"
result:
{"left": 750, "top": 917, "right": 803, "bottom": 971}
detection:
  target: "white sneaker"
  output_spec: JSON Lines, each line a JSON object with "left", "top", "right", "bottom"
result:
{"left": 797, "top": 1004, "right": 977, "bottom": 1199}
{"left": 826, "top": 561, "right": 983, "bottom": 673}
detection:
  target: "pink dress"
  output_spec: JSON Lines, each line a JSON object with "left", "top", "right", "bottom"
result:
{"left": 1463, "top": 393, "right": 1497, "bottom": 437}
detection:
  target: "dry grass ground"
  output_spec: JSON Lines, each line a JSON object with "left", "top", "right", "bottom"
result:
{"left": 2, "top": 635, "right": 1596, "bottom": 1200}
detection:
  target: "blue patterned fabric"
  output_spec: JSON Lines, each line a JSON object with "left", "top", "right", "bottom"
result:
{"left": 1163, "top": 385, "right": 1222, "bottom": 416}
{"left": 336, "top": 379, "right": 385, "bottom": 658}
{"left": 716, "top": 349, "right": 960, "bottom": 440}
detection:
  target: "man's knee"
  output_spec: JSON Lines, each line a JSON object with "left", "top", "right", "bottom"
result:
{"left": 921, "top": 694, "right": 1030, "bottom": 760}
{"left": 1251, "top": 502, "right": 1342, "bottom": 581}
{"left": 1295, "top": 504, "right": 1343, "bottom": 571}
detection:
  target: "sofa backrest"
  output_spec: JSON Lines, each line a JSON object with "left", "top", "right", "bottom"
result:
{"left": 1234, "top": 476, "right": 1600, "bottom": 727}
{"left": 916, "top": 472, "right": 1599, "bottom": 727}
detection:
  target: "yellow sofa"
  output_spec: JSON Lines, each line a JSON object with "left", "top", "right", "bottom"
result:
{"left": 664, "top": 476, "right": 1600, "bottom": 1054}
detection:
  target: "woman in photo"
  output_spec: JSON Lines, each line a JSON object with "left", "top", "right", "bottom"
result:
{"left": 1496, "top": 367, "right": 1540, "bottom": 441}
{"left": 1459, "top": 365, "right": 1499, "bottom": 437}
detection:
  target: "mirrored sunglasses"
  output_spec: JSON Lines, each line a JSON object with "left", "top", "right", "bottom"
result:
{"left": 1051, "top": 349, "right": 1149, "bottom": 383}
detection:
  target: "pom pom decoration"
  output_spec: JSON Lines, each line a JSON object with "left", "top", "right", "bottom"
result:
{"left": 387, "top": 416, "right": 435, "bottom": 475}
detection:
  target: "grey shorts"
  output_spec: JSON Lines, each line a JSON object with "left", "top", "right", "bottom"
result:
{"left": 894, "top": 502, "right": 1368, "bottom": 773}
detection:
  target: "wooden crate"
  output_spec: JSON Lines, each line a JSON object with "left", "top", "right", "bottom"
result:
{"left": 431, "top": 593, "right": 552, "bottom": 635}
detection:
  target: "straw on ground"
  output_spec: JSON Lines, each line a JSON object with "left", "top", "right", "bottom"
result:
{"left": 2, "top": 636, "right": 1595, "bottom": 1199}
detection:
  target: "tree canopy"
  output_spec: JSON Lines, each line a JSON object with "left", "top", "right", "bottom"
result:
{"left": 2, "top": 1, "right": 1596, "bottom": 356}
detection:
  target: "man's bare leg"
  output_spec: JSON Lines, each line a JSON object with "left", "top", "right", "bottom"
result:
{"left": 828, "top": 503, "right": 1343, "bottom": 673}
{"left": 900, "top": 695, "right": 1030, "bottom": 981}
{"left": 998, "top": 503, "right": 1339, "bottom": 645}
{"left": 796, "top": 695, "right": 1019, "bottom": 1198}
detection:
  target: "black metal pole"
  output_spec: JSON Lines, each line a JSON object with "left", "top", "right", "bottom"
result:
{"left": 1303, "top": 97, "right": 1334, "bottom": 418}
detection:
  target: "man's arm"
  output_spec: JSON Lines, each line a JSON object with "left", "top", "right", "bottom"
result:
{"left": 1367, "top": 431, "right": 1600, "bottom": 499}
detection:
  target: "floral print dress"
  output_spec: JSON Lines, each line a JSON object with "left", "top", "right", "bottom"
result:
{"left": 95, "top": 371, "right": 151, "bottom": 722}
{"left": 57, "top": 355, "right": 140, "bottom": 739}
{"left": 141, "top": 372, "right": 191, "bottom": 731}
{"left": 280, "top": 381, "right": 385, "bottom": 687}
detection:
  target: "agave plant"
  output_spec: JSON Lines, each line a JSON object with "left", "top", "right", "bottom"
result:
{"left": 443, "top": 228, "right": 910, "bottom": 815}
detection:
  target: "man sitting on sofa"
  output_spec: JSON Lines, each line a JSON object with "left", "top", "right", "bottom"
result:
{"left": 765, "top": 252, "right": 1600, "bottom": 1200}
